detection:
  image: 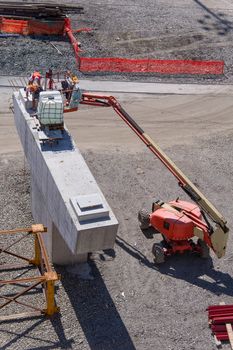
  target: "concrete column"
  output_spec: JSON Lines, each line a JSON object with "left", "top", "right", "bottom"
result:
{"left": 13, "top": 89, "right": 118, "bottom": 265}
{"left": 31, "top": 163, "right": 88, "bottom": 265}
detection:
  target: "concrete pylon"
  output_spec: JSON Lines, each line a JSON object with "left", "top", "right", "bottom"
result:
{"left": 13, "top": 89, "right": 118, "bottom": 265}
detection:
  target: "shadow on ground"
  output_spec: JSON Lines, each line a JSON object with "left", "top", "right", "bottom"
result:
{"left": 116, "top": 235, "right": 156, "bottom": 270}
{"left": 116, "top": 235, "right": 233, "bottom": 297}
{"left": 0, "top": 258, "right": 136, "bottom": 350}
{"left": 0, "top": 315, "right": 73, "bottom": 350}
{"left": 194, "top": 0, "right": 233, "bottom": 35}
{"left": 56, "top": 262, "right": 136, "bottom": 350}
{"left": 158, "top": 255, "right": 233, "bottom": 296}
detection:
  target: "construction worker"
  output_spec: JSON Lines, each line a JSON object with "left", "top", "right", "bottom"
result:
{"left": 71, "top": 75, "right": 79, "bottom": 85}
{"left": 69, "top": 76, "right": 81, "bottom": 109}
{"left": 61, "top": 71, "right": 79, "bottom": 105}
{"left": 64, "top": 70, "right": 78, "bottom": 88}
{"left": 26, "top": 81, "right": 43, "bottom": 110}
{"left": 61, "top": 73, "right": 71, "bottom": 102}
{"left": 28, "top": 71, "right": 42, "bottom": 86}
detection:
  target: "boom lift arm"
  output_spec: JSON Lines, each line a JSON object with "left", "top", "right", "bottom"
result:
{"left": 80, "top": 93, "right": 229, "bottom": 259}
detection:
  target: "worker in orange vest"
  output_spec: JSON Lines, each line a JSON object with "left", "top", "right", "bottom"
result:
{"left": 28, "top": 71, "right": 42, "bottom": 86}
{"left": 26, "top": 81, "right": 43, "bottom": 110}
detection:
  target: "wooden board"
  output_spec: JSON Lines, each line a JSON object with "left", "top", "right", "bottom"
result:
{"left": 38, "top": 129, "right": 63, "bottom": 142}
{"left": 0, "top": 3, "right": 84, "bottom": 19}
{"left": 226, "top": 324, "right": 233, "bottom": 350}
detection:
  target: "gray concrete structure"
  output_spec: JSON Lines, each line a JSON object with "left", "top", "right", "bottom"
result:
{"left": 3, "top": 76, "right": 233, "bottom": 95}
{"left": 13, "top": 89, "right": 118, "bottom": 265}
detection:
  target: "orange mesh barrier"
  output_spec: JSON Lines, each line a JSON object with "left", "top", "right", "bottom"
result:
{"left": 64, "top": 18, "right": 80, "bottom": 62}
{"left": 0, "top": 17, "right": 223, "bottom": 76}
{"left": 64, "top": 18, "right": 224, "bottom": 76}
{"left": 79, "top": 57, "right": 224, "bottom": 75}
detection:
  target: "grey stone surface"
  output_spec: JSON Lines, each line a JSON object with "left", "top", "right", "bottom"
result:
{"left": 1, "top": 85, "right": 233, "bottom": 349}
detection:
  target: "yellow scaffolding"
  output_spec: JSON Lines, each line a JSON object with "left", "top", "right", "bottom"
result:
{"left": 0, "top": 224, "right": 60, "bottom": 321}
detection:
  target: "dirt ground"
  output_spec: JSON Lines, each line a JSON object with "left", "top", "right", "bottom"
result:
{"left": 0, "top": 87, "right": 233, "bottom": 349}
{"left": 1, "top": 1, "right": 233, "bottom": 83}
{"left": 1, "top": 1, "right": 233, "bottom": 349}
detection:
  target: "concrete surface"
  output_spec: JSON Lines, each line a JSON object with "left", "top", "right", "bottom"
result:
{"left": 2, "top": 82, "right": 233, "bottom": 154}
{"left": 1, "top": 81, "right": 233, "bottom": 349}
{"left": 13, "top": 88, "right": 118, "bottom": 265}
{"left": 2, "top": 76, "right": 233, "bottom": 94}
{"left": 78, "top": 80, "right": 233, "bottom": 95}
{"left": 1, "top": 0, "right": 233, "bottom": 347}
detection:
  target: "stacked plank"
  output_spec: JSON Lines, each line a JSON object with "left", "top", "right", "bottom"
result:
{"left": 0, "top": 2, "right": 84, "bottom": 19}
{"left": 207, "top": 304, "right": 233, "bottom": 347}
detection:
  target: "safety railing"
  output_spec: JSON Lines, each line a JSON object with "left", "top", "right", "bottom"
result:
{"left": 0, "top": 224, "right": 60, "bottom": 321}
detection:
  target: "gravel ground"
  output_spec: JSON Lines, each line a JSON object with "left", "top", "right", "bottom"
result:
{"left": 0, "top": 1, "right": 233, "bottom": 83}
{"left": 0, "top": 130, "right": 233, "bottom": 349}
{"left": 1, "top": 1, "right": 233, "bottom": 349}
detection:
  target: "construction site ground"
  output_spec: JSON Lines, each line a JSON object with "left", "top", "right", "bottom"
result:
{"left": 0, "top": 0, "right": 233, "bottom": 83}
{"left": 0, "top": 84, "right": 233, "bottom": 350}
{"left": 1, "top": 0, "right": 233, "bottom": 349}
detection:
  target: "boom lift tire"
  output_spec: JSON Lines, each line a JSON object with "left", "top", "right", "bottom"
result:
{"left": 197, "top": 238, "right": 210, "bottom": 258}
{"left": 138, "top": 209, "right": 150, "bottom": 230}
{"left": 152, "top": 243, "right": 165, "bottom": 264}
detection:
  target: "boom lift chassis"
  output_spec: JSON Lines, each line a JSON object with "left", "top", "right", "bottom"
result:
{"left": 79, "top": 93, "right": 229, "bottom": 263}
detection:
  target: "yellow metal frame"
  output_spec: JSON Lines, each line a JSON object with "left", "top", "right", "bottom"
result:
{"left": 0, "top": 224, "right": 60, "bottom": 321}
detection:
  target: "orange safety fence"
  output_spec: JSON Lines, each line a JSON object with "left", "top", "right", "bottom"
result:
{"left": 0, "top": 16, "right": 224, "bottom": 76}
{"left": 79, "top": 57, "right": 224, "bottom": 75}
{"left": 64, "top": 17, "right": 81, "bottom": 63}
{"left": 64, "top": 17, "right": 224, "bottom": 76}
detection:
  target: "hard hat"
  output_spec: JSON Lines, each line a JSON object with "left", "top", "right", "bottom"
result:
{"left": 34, "top": 71, "right": 41, "bottom": 77}
{"left": 72, "top": 76, "right": 79, "bottom": 83}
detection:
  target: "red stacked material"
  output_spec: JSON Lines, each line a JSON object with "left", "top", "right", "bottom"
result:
{"left": 207, "top": 305, "right": 233, "bottom": 341}
{"left": 0, "top": 17, "right": 64, "bottom": 35}
{"left": 0, "top": 18, "right": 28, "bottom": 34}
{"left": 27, "top": 20, "right": 64, "bottom": 35}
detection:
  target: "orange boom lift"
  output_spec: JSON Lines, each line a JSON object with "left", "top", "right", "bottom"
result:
{"left": 28, "top": 73, "right": 229, "bottom": 264}
{"left": 79, "top": 93, "right": 229, "bottom": 264}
